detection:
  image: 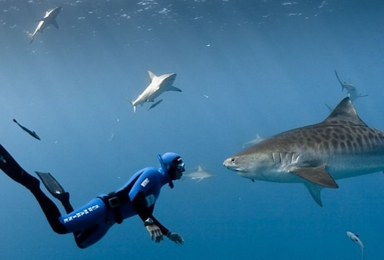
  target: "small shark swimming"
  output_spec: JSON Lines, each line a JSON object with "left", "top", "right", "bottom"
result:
{"left": 13, "top": 119, "right": 41, "bottom": 140}
{"left": 334, "top": 70, "right": 368, "bottom": 102}
{"left": 131, "top": 71, "right": 181, "bottom": 113}
{"left": 28, "top": 6, "right": 62, "bottom": 44}
{"left": 223, "top": 97, "right": 384, "bottom": 206}
{"left": 184, "top": 165, "right": 214, "bottom": 182}
{"left": 243, "top": 134, "right": 263, "bottom": 148}
{"left": 346, "top": 231, "right": 364, "bottom": 260}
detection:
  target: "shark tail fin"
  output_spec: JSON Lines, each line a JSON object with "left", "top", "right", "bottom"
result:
{"left": 28, "top": 33, "right": 34, "bottom": 44}
{"left": 130, "top": 101, "right": 136, "bottom": 113}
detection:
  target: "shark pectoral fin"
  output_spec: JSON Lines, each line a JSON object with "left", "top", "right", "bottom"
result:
{"left": 304, "top": 183, "right": 324, "bottom": 207}
{"left": 52, "top": 21, "right": 59, "bottom": 29}
{"left": 168, "top": 86, "right": 182, "bottom": 92}
{"left": 290, "top": 166, "right": 339, "bottom": 189}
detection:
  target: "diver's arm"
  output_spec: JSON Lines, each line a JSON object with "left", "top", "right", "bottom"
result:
{"left": 131, "top": 191, "right": 169, "bottom": 235}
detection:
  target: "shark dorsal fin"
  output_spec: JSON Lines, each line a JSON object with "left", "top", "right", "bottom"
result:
{"left": 148, "top": 71, "right": 156, "bottom": 80}
{"left": 323, "top": 97, "right": 367, "bottom": 126}
{"left": 197, "top": 165, "right": 203, "bottom": 171}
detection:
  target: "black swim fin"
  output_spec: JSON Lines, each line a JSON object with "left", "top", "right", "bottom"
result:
{"left": 35, "top": 171, "right": 74, "bottom": 213}
{"left": 36, "top": 171, "right": 66, "bottom": 198}
{"left": 0, "top": 144, "right": 40, "bottom": 191}
{"left": 36, "top": 171, "right": 74, "bottom": 213}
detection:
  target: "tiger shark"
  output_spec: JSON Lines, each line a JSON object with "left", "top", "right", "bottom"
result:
{"left": 28, "top": 6, "right": 62, "bottom": 44}
{"left": 131, "top": 71, "right": 181, "bottom": 113}
{"left": 223, "top": 97, "right": 384, "bottom": 206}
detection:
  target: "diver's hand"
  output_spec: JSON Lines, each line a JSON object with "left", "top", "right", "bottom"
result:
{"left": 146, "top": 225, "right": 163, "bottom": 243}
{"left": 167, "top": 232, "right": 184, "bottom": 245}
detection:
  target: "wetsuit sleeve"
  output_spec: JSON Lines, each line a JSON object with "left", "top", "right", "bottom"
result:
{"left": 131, "top": 191, "right": 169, "bottom": 235}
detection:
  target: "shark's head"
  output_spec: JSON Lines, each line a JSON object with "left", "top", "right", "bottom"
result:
{"left": 160, "top": 73, "right": 177, "bottom": 86}
{"left": 53, "top": 6, "right": 62, "bottom": 13}
{"left": 48, "top": 6, "right": 62, "bottom": 16}
{"left": 223, "top": 150, "right": 277, "bottom": 180}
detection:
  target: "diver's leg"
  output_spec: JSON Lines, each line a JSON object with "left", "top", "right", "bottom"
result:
{"left": 61, "top": 193, "right": 74, "bottom": 214}
{"left": 29, "top": 187, "right": 67, "bottom": 234}
{"left": 58, "top": 197, "right": 111, "bottom": 249}
{"left": 0, "top": 144, "right": 67, "bottom": 234}
{"left": 0, "top": 144, "right": 39, "bottom": 189}
{"left": 74, "top": 223, "right": 111, "bottom": 249}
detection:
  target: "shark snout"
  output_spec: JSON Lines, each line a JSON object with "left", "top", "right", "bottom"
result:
{"left": 223, "top": 157, "right": 239, "bottom": 171}
{"left": 163, "top": 73, "right": 177, "bottom": 85}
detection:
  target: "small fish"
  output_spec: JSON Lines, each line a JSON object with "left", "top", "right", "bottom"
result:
{"left": 13, "top": 119, "right": 41, "bottom": 141}
{"left": 346, "top": 231, "right": 364, "bottom": 260}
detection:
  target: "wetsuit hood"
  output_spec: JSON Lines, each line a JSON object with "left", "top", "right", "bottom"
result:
{"left": 157, "top": 153, "right": 185, "bottom": 188}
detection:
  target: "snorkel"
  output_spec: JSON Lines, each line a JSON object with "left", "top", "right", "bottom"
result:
{"left": 157, "top": 154, "right": 174, "bottom": 189}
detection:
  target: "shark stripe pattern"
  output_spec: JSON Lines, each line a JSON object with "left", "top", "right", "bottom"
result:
{"left": 223, "top": 97, "right": 384, "bottom": 206}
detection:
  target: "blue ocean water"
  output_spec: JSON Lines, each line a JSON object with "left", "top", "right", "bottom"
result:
{"left": 1, "top": 0, "right": 384, "bottom": 259}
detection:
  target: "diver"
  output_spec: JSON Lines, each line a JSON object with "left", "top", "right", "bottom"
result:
{"left": 0, "top": 144, "right": 185, "bottom": 248}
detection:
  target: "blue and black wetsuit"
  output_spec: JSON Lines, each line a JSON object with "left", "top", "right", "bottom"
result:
{"left": 0, "top": 144, "right": 172, "bottom": 249}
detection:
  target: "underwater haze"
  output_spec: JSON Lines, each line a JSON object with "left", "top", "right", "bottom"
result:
{"left": 1, "top": 0, "right": 384, "bottom": 259}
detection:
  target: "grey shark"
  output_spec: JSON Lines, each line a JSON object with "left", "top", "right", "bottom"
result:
{"left": 243, "top": 134, "right": 263, "bottom": 148}
{"left": 335, "top": 70, "right": 368, "bottom": 101}
{"left": 131, "top": 71, "right": 181, "bottom": 113}
{"left": 184, "top": 165, "right": 214, "bottom": 182}
{"left": 29, "top": 6, "right": 62, "bottom": 44}
{"left": 223, "top": 97, "right": 384, "bottom": 206}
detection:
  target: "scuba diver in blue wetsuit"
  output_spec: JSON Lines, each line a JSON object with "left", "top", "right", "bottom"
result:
{"left": 0, "top": 144, "right": 185, "bottom": 248}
